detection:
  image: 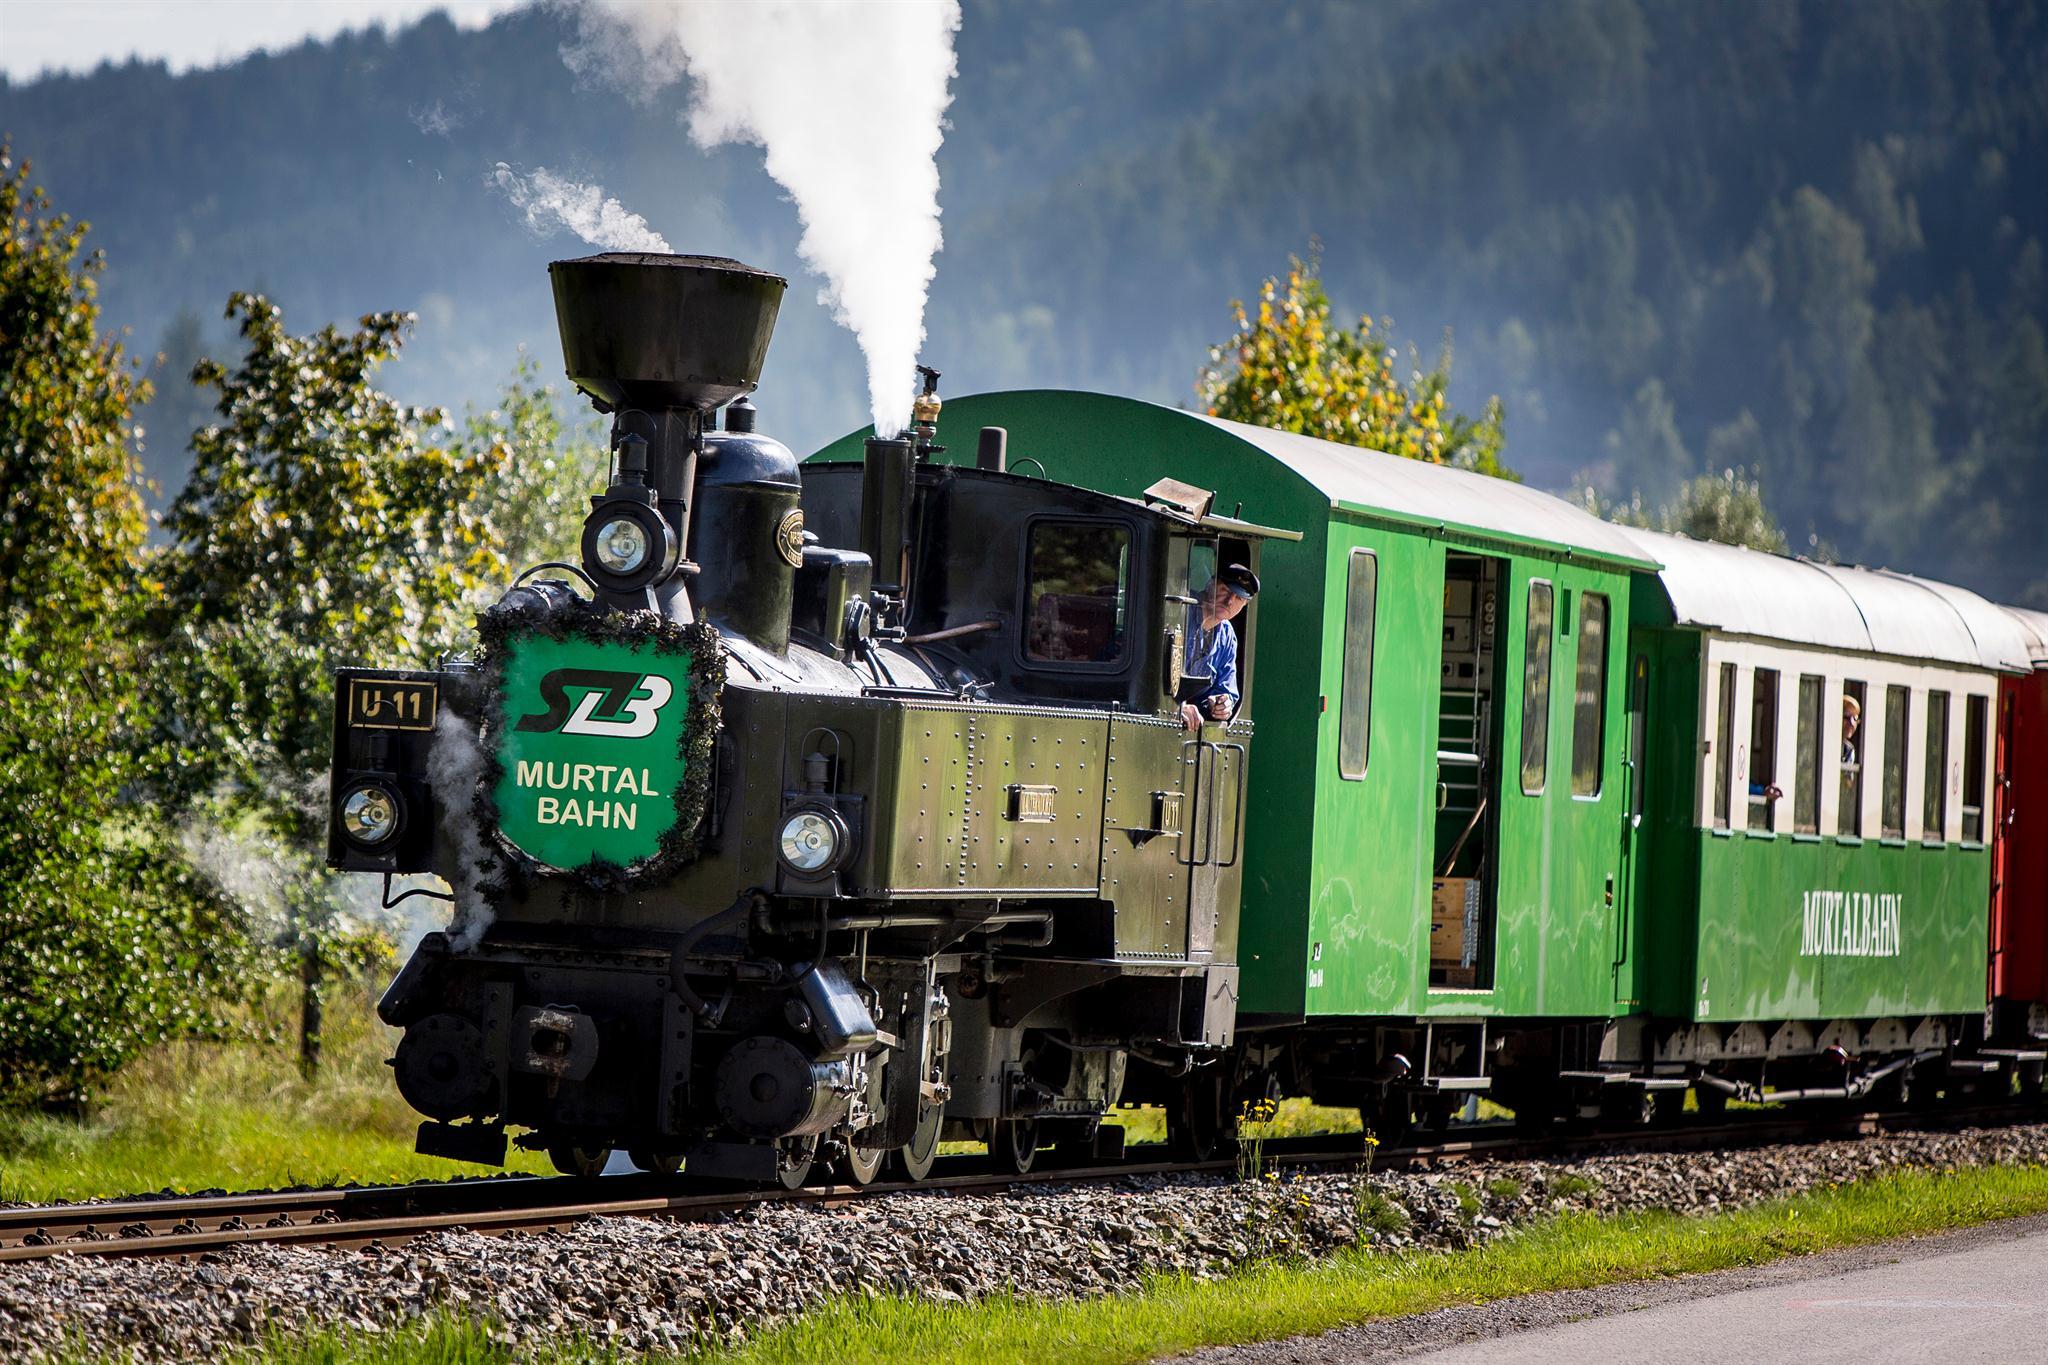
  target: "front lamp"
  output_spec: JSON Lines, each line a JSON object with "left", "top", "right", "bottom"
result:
{"left": 778, "top": 808, "right": 845, "bottom": 874}
{"left": 581, "top": 499, "right": 675, "bottom": 589}
{"left": 340, "top": 782, "right": 402, "bottom": 847}
{"left": 593, "top": 516, "right": 650, "bottom": 575}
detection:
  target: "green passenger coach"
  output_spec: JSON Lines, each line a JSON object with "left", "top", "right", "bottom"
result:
{"left": 1620, "top": 531, "right": 2032, "bottom": 1108}
{"left": 817, "top": 392, "right": 1659, "bottom": 1122}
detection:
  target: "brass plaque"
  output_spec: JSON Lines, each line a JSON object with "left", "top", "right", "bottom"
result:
{"left": 1151, "top": 790, "right": 1183, "bottom": 835}
{"left": 1005, "top": 783, "right": 1058, "bottom": 823}
{"left": 347, "top": 677, "right": 438, "bottom": 732}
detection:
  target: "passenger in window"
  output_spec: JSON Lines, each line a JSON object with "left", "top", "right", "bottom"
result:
{"left": 1182, "top": 563, "right": 1259, "bottom": 731}
{"left": 1841, "top": 694, "right": 1862, "bottom": 765}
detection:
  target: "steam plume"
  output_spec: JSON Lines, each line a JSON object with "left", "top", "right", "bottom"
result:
{"left": 427, "top": 707, "right": 497, "bottom": 952}
{"left": 566, "top": 0, "right": 963, "bottom": 436}
{"left": 492, "top": 162, "right": 673, "bottom": 253}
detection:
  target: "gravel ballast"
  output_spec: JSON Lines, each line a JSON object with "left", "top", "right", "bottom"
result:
{"left": 4, "top": 1123, "right": 2047, "bottom": 1360}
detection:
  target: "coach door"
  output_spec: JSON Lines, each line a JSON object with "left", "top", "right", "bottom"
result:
{"left": 1612, "top": 650, "right": 1649, "bottom": 1008}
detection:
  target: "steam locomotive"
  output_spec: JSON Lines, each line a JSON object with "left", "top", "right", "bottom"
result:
{"left": 333, "top": 252, "right": 2048, "bottom": 1186}
{"left": 329, "top": 253, "right": 1276, "bottom": 1183}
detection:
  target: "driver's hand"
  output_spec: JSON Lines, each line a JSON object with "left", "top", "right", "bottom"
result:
{"left": 1206, "top": 695, "right": 1232, "bottom": 720}
{"left": 1181, "top": 702, "right": 1202, "bottom": 733}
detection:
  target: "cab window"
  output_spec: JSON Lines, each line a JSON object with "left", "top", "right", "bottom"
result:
{"left": 1024, "top": 521, "right": 1130, "bottom": 664}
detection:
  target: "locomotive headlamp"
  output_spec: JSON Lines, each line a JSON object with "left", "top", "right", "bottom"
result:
{"left": 593, "top": 516, "right": 650, "bottom": 575}
{"left": 580, "top": 499, "right": 676, "bottom": 590}
{"left": 778, "top": 808, "right": 845, "bottom": 874}
{"left": 340, "top": 782, "right": 402, "bottom": 847}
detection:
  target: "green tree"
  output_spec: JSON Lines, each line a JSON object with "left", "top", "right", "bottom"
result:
{"left": 462, "top": 354, "right": 607, "bottom": 570}
{"left": 1580, "top": 466, "right": 1790, "bottom": 555}
{"left": 1198, "top": 254, "right": 1512, "bottom": 478}
{"left": 0, "top": 147, "right": 254, "bottom": 1104}
{"left": 154, "top": 294, "right": 515, "bottom": 1072}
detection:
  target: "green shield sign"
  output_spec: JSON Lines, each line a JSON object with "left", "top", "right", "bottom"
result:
{"left": 491, "top": 632, "right": 695, "bottom": 870}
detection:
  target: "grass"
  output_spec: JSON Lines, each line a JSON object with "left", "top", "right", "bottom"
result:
{"left": 0, "top": 982, "right": 549, "bottom": 1203}
{"left": 139, "top": 1158, "right": 2048, "bottom": 1365}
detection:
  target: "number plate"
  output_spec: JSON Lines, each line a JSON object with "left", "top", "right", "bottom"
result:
{"left": 347, "top": 677, "right": 438, "bottom": 732}
{"left": 1006, "top": 783, "right": 1059, "bottom": 823}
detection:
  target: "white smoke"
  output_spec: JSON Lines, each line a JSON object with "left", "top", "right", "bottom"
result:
{"left": 564, "top": 0, "right": 963, "bottom": 436}
{"left": 181, "top": 825, "right": 295, "bottom": 941}
{"left": 427, "top": 707, "right": 497, "bottom": 952}
{"left": 492, "top": 162, "right": 674, "bottom": 253}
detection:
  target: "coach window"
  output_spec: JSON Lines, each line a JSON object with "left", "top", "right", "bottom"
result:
{"left": 1881, "top": 685, "right": 1909, "bottom": 839}
{"left": 1570, "top": 593, "right": 1608, "bottom": 797}
{"left": 1923, "top": 690, "right": 1951, "bottom": 842}
{"left": 1520, "top": 580, "right": 1554, "bottom": 795}
{"left": 1748, "top": 668, "right": 1780, "bottom": 832}
{"left": 1712, "top": 662, "right": 1736, "bottom": 830}
{"left": 1338, "top": 549, "right": 1377, "bottom": 780}
{"left": 1963, "top": 694, "right": 1989, "bottom": 844}
{"left": 1794, "top": 674, "right": 1823, "bottom": 834}
{"left": 1023, "top": 521, "right": 1129, "bottom": 664}
{"left": 1839, "top": 680, "right": 1866, "bottom": 837}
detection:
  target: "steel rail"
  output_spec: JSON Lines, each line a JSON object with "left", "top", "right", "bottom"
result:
{"left": 2, "top": 1102, "right": 2033, "bottom": 1264}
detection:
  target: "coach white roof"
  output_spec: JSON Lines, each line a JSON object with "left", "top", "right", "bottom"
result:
{"left": 1633, "top": 530, "right": 2021, "bottom": 671}
{"left": 2006, "top": 607, "right": 2048, "bottom": 665}
{"left": 1195, "top": 414, "right": 1658, "bottom": 569}
{"left": 1879, "top": 573, "right": 2034, "bottom": 673}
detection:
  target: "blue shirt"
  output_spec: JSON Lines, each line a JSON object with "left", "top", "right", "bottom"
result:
{"left": 1184, "top": 606, "right": 1240, "bottom": 710}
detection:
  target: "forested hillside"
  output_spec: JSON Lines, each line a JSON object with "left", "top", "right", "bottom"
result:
{"left": 3, "top": 0, "right": 2044, "bottom": 599}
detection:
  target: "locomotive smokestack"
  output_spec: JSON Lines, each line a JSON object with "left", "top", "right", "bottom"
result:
{"left": 549, "top": 253, "right": 787, "bottom": 619}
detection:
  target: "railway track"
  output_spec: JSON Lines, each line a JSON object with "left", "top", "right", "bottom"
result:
{"left": 3, "top": 1103, "right": 2032, "bottom": 1265}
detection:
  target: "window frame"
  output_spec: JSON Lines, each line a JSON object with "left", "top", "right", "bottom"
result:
{"left": 1712, "top": 661, "right": 1736, "bottom": 830}
{"left": 1923, "top": 688, "right": 1951, "bottom": 844}
{"left": 1881, "top": 684, "right": 1909, "bottom": 840}
{"left": 1338, "top": 548, "right": 1377, "bottom": 781}
{"left": 1016, "top": 515, "right": 1135, "bottom": 674}
{"left": 1747, "top": 667, "right": 1780, "bottom": 833}
{"left": 1962, "top": 693, "right": 1988, "bottom": 845}
{"left": 1570, "top": 591, "right": 1610, "bottom": 798}
{"left": 1839, "top": 679, "right": 1866, "bottom": 839}
{"left": 1519, "top": 579, "right": 1554, "bottom": 796}
{"left": 1793, "top": 673, "right": 1823, "bottom": 835}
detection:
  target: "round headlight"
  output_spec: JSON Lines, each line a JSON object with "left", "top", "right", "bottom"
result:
{"left": 594, "top": 516, "right": 650, "bottom": 575}
{"left": 341, "top": 784, "right": 400, "bottom": 846}
{"left": 778, "top": 810, "right": 841, "bottom": 873}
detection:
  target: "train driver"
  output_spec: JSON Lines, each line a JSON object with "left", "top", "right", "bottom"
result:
{"left": 1181, "top": 563, "right": 1259, "bottom": 731}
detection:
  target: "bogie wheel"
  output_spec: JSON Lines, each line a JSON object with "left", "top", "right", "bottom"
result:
{"left": 895, "top": 1100, "right": 942, "bottom": 1182}
{"left": 1507, "top": 1094, "right": 1554, "bottom": 1136}
{"left": 839, "top": 1138, "right": 887, "bottom": 1186}
{"left": 772, "top": 1136, "right": 816, "bottom": 1191}
{"left": 992, "top": 1118, "right": 1041, "bottom": 1176}
{"left": 1651, "top": 1089, "right": 1687, "bottom": 1129}
{"left": 1600, "top": 1088, "right": 1656, "bottom": 1129}
{"left": 1692, "top": 1085, "right": 1729, "bottom": 1120}
{"left": 548, "top": 1142, "right": 612, "bottom": 1179}
{"left": 627, "top": 1148, "right": 681, "bottom": 1176}
{"left": 2019, "top": 1060, "right": 2045, "bottom": 1105}
{"left": 1168, "top": 1066, "right": 1233, "bottom": 1163}
{"left": 1363, "top": 1092, "right": 1415, "bottom": 1147}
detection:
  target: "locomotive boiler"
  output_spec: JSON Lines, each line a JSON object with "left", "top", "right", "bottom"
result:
{"left": 328, "top": 253, "right": 1284, "bottom": 1183}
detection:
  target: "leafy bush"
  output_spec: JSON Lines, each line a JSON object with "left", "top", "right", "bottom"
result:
{"left": 0, "top": 146, "right": 260, "bottom": 1104}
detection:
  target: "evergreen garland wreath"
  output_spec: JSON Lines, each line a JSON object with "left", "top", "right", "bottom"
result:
{"left": 472, "top": 591, "right": 725, "bottom": 897}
